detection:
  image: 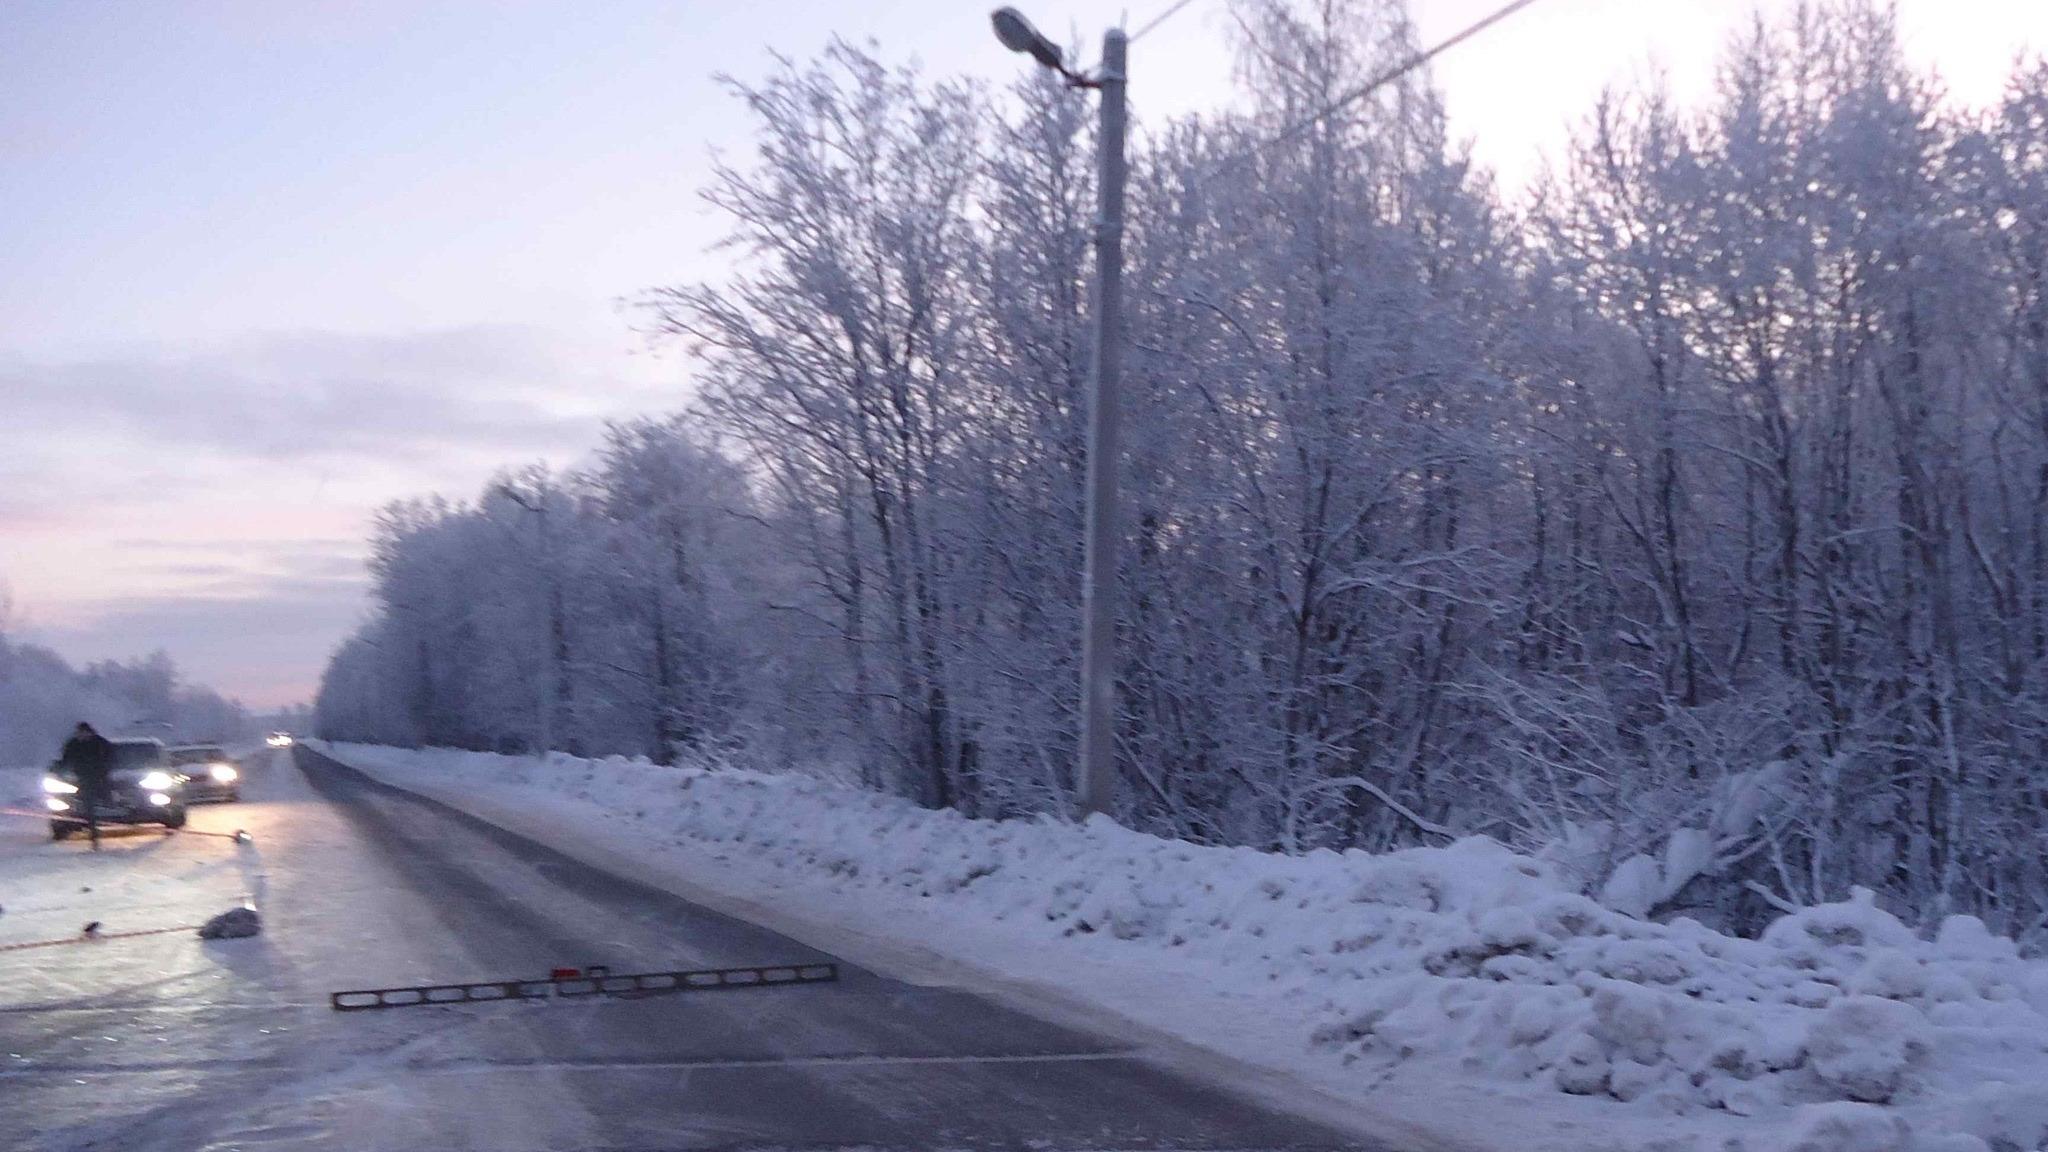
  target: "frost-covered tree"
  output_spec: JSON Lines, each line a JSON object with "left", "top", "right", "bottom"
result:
{"left": 318, "top": 0, "right": 2048, "bottom": 947}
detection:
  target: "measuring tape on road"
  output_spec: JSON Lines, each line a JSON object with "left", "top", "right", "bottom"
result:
{"left": 331, "top": 961, "right": 840, "bottom": 1011}
{"left": 0, "top": 924, "right": 203, "bottom": 954}
{"left": 177, "top": 827, "right": 255, "bottom": 843}
{"left": 0, "top": 807, "right": 251, "bottom": 843}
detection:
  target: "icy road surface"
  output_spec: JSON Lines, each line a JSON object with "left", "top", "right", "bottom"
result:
{"left": 0, "top": 747, "right": 1393, "bottom": 1151}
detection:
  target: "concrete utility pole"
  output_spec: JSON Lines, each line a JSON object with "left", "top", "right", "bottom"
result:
{"left": 1077, "top": 29, "right": 1126, "bottom": 820}
{"left": 496, "top": 482, "right": 566, "bottom": 757}
{"left": 989, "top": 10, "right": 1127, "bottom": 820}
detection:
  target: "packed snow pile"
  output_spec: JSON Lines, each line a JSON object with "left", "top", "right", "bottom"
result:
{"left": 323, "top": 744, "right": 2048, "bottom": 1151}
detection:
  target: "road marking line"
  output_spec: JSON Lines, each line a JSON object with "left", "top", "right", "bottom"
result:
{"left": 0, "top": 1048, "right": 1142, "bottom": 1079}
{"left": 0, "top": 1000, "right": 325, "bottom": 1015}
{"left": 418, "top": 1049, "right": 1143, "bottom": 1073}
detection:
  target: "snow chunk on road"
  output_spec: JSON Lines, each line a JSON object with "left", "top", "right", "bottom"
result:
{"left": 198, "top": 905, "right": 261, "bottom": 939}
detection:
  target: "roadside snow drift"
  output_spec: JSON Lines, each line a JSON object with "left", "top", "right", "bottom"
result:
{"left": 322, "top": 744, "right": 2048, "bottom": 1152}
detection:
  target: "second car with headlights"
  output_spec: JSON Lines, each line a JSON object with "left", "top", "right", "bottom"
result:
{"left": 167, "top": 744, "right": 242, "bottom": 803}
{"left": 44, "top": 736, "right": 188, "bottom": 838}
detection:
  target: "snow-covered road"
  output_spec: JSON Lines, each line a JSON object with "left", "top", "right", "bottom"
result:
{"left": 0, "top": 746, "right": 1394, "bottom": 1151}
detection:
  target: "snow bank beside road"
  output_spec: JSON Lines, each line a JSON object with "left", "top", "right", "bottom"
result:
{"left": 322, "top": 743, "right": 2048, "bottom": 1152}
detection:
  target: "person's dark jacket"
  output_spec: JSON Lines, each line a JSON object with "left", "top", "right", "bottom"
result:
{"left": 59, "top": 730, "right": 115, "bottom": 794}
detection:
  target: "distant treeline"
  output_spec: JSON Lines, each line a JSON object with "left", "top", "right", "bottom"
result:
{"left": 0, "top": 620, "right": 254, "bottom": 767}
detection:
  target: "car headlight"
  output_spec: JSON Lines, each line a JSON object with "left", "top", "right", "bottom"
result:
{"left": 42, "top": 776, "right": 78, "bottom": 795}
{"left": 210, "top": 763, "right": 239, "bottom": 783}
{"left": 139, "top": 771, "right": 176, "bottom": 791}
{"left": 46, "top": 797, "right": 69, "bottom": 812}
{"left": 148, "top": 792, "right": 172, "bottom": 807}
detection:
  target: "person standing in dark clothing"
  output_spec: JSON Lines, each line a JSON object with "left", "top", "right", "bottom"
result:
{"left": 59, "top": 722, "right": 114, "bottom": 849}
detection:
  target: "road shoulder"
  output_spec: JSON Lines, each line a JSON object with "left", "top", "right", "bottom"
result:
{"left": 319, "top": 745, "right": 1488, "bottom": 1152}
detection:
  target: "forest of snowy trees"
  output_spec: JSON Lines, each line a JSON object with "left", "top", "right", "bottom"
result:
{"left": 317, "top": 1, "right": 2048, "bottom": 944}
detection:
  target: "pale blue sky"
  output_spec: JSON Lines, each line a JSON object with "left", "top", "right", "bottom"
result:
{"left": 3, "top": 0, "right": 2044, "bottom": 706}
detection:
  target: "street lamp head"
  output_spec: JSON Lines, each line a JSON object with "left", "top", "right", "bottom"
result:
{"left": 990, "top": 7, "right": 1065, "bottom": 73}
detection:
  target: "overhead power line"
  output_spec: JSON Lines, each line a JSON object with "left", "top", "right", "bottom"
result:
{"left": 1210, "top": 0, "right": 1550, "bottom": 180}
{"left": 1128, "top": 0, "right": 1204, "bottom": 44}
{"left": 1269, "top": 0, "right": 1544, "bottom": 152}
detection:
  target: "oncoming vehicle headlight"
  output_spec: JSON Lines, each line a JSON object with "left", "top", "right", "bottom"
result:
{"left": 148, "top": 792, "right": 172, "bottom": 807}
{"left": 210, "top": 763, "right": 239, "bottom": 783}
{"left": 46, "top": 797, "right": 69, "bottom": 812}
{"left": 42, "top": 776, "right": 78, "bottom": 795}
{"left": 139, "top": 771, "right": 176, "bottom": 792}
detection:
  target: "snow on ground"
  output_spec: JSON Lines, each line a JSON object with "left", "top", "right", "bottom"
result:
{"left": 320, "top": 742, "right": 2048, "bottom": 1152}
{"left": 0, "top": 761, "right": 262, "bottom": 980}
{"left": 0, "top": 750, "right": 612, "bottom": 1151}
{"left": 0, "top": 760, "right": 278, "bottom": 1143}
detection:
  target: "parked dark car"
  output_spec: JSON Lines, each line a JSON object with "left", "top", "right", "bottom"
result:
{"left": 167, "top": 744, "right": 242, "bottom": 803}
{"left": 45, "top": 737, "right": 188, "bottom": 837}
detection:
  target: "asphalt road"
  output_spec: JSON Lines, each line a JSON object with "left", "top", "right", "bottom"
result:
{"left": 0, "top": 745, "right": 1396, "bottom": 1152}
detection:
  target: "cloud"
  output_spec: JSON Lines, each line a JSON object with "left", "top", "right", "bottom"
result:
{"left": 2, "top": 323, "right": 688, "bottom": 706}
{"left": 0, "top": 325, "right": 663, "bottom": 468}
{"left": 107, "top": 540, "right": 367, "bottom": 596}
{"left": 26, "top": 566, "right": 373, "bottom": 709}
{"left": 0, "top": 491, "right": 66, "bottom": 532}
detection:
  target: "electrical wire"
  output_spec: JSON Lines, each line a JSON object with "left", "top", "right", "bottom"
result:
{"left": 1128, "top": 0, "right": 1204, "bottom": 44}
{"left": 1213, "top": 0, "right": 1549, "bottom": 178}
